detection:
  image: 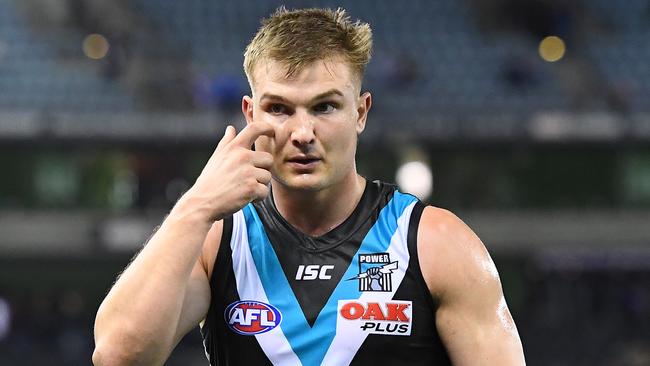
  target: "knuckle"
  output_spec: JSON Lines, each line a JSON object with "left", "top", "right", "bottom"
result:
{"left": 245, "top": 165, "right": 258, "bottom": 178}
{"left": 241, "top": 185, "right": 256, "bottom": 201}
{"left": 234, "top": 149, "right": 251, "bottom": 163}
{"left": 256, "top": 184, "right": 270, "bottom": 199}
{"left": 246, "top": 177, "right": 258, "bottom": 190}
{"left": 247, "top": 149, "right": 259, "bottom": 161}
{"left": 256, "top": 152, "right": 273, "bottom": 167}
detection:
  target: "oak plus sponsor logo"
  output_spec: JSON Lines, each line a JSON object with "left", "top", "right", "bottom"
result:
{"left": 347, "top": 252, "right": 398, "bottom": 292}
{"left": 295, "top": 264, "right": 334, "bottom": 280}
{"left": 224, "top": 300, "right": 282, "bottom": 335}
{"left": 337, "top": 300, "right": 412, "bottom": 336}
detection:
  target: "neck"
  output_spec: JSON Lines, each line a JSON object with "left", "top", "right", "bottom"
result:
{"left": 272, "top": 174, "right": 366, "bottom": 237}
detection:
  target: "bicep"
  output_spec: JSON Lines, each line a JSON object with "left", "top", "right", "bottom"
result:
{"left": 171, "top": 258, "right": 211, "bottom": 346}
{"left": 435, "top": 281, "right": 524, "bottom": 365}
{"left": 171, "top": 219, "right": 223, "bottom": 347}
{"left": 418, "top": 207, "right": 525, "bottom": 365}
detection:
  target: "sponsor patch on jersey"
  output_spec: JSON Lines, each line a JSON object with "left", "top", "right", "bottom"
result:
{"left": 347, "top": 252, "right": 398, "bottom": 292}
{"left": 337, "top": 300, "right": 412, "bottom": 336}
{"left": 224, "top": 300, "right": 282, "bottom": 335}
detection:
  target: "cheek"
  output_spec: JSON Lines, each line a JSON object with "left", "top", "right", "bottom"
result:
{"left": 324, "top": 124, "right": 357, "bottom": 157}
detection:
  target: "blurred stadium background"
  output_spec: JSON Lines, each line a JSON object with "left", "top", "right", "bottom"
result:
{"left": 1, "top": 0, "right": 649, "bottom": 365}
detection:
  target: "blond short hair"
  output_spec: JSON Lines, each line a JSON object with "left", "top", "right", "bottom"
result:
{"left": 244, "top": 7, "right": 373, "bottom": 86}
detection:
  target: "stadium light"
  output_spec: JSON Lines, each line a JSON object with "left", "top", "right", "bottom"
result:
{"left": 539, "top": 36, "right": 566, "bottom": 62}
{"left": 83, "top": 33, "right": 110, "bottom": 60}
{"left": 396, "top": 160, "right": 433, "bottom": 201}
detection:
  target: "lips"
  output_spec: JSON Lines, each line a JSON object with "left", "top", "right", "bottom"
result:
{"left": 286, "top": 155, "right": 321, "bottom": 164}
{"left": 286, "top": 155, "right": 321, "bottom": 169}
{"left": 288, "top": 158, "right": 320, "bottom": 164}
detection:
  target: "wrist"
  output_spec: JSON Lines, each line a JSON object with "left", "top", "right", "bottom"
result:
{"left": 168, "top": 191, "right": 216, "bottom": 229}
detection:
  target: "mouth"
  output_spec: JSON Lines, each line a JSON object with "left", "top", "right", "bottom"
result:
{"left": 286, "top": 156, "right": 322, "bottom": 169}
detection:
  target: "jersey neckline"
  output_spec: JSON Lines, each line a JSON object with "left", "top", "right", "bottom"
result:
{"left": 256, "top": 179, "right": 387, "bottom": 252}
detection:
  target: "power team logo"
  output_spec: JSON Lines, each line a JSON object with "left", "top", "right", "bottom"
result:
{"left": 347, "top": 252, "right": 398, "bottom": 292}
{"left": 224, "top": 300, "right": 282, "bottom": 335}
{"left": 337, "top": 300, "right": 412, "bottom": 336}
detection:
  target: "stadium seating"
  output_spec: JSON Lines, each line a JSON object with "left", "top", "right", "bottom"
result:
{"left": 0, "top": 0, "right": 134, "bottom": 112}
{"left": 1, "top": 0, "right": 649, "bottom": 114}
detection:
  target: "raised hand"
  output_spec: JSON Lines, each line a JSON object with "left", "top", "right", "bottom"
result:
{"left": 185, "top": 122, "right": 275, "bottom": 222}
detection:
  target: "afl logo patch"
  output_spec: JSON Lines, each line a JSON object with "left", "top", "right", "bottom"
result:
{"left": 224, "top": 300, "right": 282, "bottom": 335}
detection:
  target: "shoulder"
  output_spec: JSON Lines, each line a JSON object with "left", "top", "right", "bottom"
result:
{"left": 416, "top": 206, "right": 481, "bottom": 250}
{"left": 416, "top": 206, "right": 500, "bottom": 303}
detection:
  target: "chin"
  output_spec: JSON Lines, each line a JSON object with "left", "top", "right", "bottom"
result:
{"left": 275, "top": 173, "right": 328, "bottom": 192}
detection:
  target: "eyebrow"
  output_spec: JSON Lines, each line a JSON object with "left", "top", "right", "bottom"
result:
{"left": 259, "top": 89, "right": 344, "bottom": 104}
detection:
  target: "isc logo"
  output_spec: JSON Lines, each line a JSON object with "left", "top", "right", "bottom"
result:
{"left": 295, "top": 264, "right": 334, "bottom": 280}
{"left": 224, "top": 300, "right": 282, "bottom": 335}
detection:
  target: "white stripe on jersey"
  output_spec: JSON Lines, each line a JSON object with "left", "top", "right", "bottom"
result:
{"left": 320, "top": 201, "right": 416, "bottom": 366}
{"left": 230, "top": 210, "right": 303, "bottom": 365}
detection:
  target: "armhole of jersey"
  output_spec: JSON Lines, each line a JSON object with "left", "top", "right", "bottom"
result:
{"left": 203, "top": 215, "right": 233, "bottom": 330}
{"left": 407, "top": 202, "right": 438, "bottom": 312}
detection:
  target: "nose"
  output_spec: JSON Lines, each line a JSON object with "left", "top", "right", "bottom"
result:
{"left": 289, "top": 110, "right": 316, "bottom": 147}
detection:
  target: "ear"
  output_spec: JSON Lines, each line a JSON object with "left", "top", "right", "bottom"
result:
{"left": 356, "top": 91, "right": 372, "bottom": 134}
{"left": 242, "top": 95, "right": 254, "bottom": 125}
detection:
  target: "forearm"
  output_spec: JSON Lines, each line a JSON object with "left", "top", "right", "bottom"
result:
{"left": 93, "top": 195, "right": 213, "bottom": 365}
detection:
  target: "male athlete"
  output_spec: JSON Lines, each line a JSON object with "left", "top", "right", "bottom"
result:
{"left": 93, "top": 8, "right": 526, "bottom": 365}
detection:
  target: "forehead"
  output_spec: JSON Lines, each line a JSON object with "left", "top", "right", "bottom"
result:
{"left": 250, "top": 58, "right": 359, "bottom": 99}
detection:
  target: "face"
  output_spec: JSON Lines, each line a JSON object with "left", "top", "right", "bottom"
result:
{"left": 242, "top": 58, "right": 372, "bottom": 192}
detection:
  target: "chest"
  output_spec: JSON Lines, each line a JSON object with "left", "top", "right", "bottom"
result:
{"left": 224, "top": 203, "right": 418, "bottom": 364}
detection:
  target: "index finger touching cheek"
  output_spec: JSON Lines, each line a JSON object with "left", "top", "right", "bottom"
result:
{"left": 235, "top": 122, "right": 275, "bottom": 148}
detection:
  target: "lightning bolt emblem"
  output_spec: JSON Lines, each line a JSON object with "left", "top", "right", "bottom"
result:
{"left": 346, "top": 261, "right": 398, "bottom": 280}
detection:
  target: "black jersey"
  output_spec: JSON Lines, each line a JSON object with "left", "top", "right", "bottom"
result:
{"left": 200, "top": 180, "right": 451, "bottom": 365}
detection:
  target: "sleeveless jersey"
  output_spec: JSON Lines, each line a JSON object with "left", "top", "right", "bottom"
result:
{"left": 200, "top": 180, "right": 451, "bottom": 365}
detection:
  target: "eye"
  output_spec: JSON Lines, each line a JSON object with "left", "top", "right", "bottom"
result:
{"left": 313, "top": 102, "right": 336, "bottom": 114}
{"left": 268, "top": 103, "right": 287, "bottom": 115}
